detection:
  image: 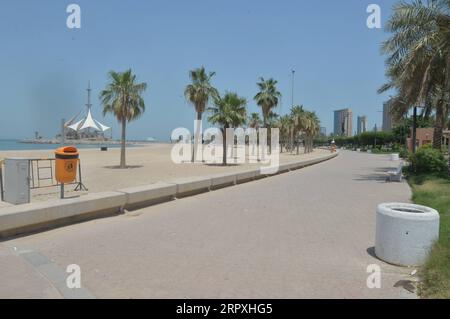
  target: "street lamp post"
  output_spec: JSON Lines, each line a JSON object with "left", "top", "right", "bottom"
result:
{"left": 291, "top": 69, "right": 295, "bottom": 108}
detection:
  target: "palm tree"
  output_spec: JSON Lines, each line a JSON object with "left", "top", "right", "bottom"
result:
{"left": 184, "top": 67, "right": 219, "bottom": 162}
{"left": 248, "top": 112, "right": 262, "bottom": 129}
{"left": 304, "top": 111, "right": 320, "bottom": 153}
{"left": 208, "top": 92, "right": 247, "bottom": 165}
{"left": 266, "top": 111, "right": 279, "bottom": 128}
{"left": 290, "top": 105, "right": 307, "bottom": 154}
{"left": 277, "top": 115, "right": 293, "bottom": 153}
{"left": 100, "top": 69, "right": 147, "bottom": 168}
{"left": 254, "top": 77, "right": 282, "bottom": 152}
{"left": 379, "top": 0, "right": 450, "bottom": 151}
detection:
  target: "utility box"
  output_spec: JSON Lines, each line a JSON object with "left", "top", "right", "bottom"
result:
{"left": 4, "top": 158, "right": 30, "bottom": 205}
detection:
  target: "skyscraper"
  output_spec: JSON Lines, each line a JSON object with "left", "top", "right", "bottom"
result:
{"left": 357, "top": 116, "right": 368, "bottom": 135}
{"left": 382, "top": 102, "right": 393, "bottom": 132}
{"left": 334, "top": 108, "right": 353, "bottom": 137}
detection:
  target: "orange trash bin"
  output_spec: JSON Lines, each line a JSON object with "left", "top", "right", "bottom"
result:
{"left": 55, "top": 146, "right": 79, "bottom": 183}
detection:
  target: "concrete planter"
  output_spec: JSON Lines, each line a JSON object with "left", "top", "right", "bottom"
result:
{"left": 390, "top": 153, "right": 400, "bottom": 161}
{"left": 375, "top": 203, "right": 440, "bottom": 266}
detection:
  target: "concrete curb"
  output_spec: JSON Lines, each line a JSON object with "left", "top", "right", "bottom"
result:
{"left": 0, "top": 152, "right": 338, "bottom": 239}
{"left": 118, "top": 182, "right": 177, "bottom": 210}
{"left": 210, "top": 172, "right": 237, "bottom": 190}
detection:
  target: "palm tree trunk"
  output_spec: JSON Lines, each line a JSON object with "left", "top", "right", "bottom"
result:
{"left": 289, "top": 129, "right": 294, "bottom": 154}
{"left": 433, "top": 99, "right": 444, "bottom": 150}
{"left": 120, "top": 119, "right": 126, "bottom": 168}
{"left": 222, "top": 127, "right": 227, "bottom": 166}
{"left": 263, "top": 116, "right": 271, "bottom": 155}
{"left": 256, "top": 128, "right": 260, "bottom": 160}
{"left": 192, "top": 112, "right": 202, "bottom": 162}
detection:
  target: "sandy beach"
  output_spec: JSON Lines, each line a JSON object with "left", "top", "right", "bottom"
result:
{"left": 0, "top": 144, "right": 330, "bottom": 203}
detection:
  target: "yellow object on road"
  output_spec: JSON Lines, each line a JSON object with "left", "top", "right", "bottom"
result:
{"left": 55, "top": 146, "right": 79, "bottom": 183}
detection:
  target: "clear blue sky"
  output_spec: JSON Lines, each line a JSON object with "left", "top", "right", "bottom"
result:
{"left": 0, "top": 0, "right": 397, "bottom": 141}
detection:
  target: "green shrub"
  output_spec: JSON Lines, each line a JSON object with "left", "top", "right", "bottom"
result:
{"left": 408, "top": 145, "right": 447, "bottom": 174}
{"left": 399, "top": 147, "right": 409, "bottom": 159}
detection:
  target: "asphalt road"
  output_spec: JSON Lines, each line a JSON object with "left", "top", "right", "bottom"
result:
{"left": 0, "top": 151, "right": 416, "bottom": 298}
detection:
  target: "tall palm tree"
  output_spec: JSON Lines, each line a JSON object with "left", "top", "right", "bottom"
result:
{"left": 208, "top": 92, "right": 247, "bottom": 165}
{"left": 254, "top": 77, "right": 282, "bottom": 153}
{"left": 184, "top": 67, "right": 219, "bottom": 162}
{"left": 100, "top": 69, "right": 147, "bottom": 168}
{"left": 380, "top": 0, "right": 450, "bottom": 151}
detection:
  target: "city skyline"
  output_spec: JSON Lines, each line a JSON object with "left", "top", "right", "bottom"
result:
{"left": 357, "top": 115, "right": 368, "bottom": 135}
{"left": 334, "top": 108, "right": 353, "bottom": 137}
{"left": 382, "top": 101, "right": 394, "bottom": 132}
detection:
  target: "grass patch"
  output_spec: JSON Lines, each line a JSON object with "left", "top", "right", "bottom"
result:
{"left": 407, "top": 173, "right": 450, "bottom": 298}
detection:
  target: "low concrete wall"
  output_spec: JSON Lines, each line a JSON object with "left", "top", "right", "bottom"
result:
{"left": 0, "top": 202, "right": 13, "bottom": 209}
{"left": 210, "top": 173, "right": 237, "bottom": 190}
{"left": 283, "top": 153, "right": 337, "bottom": 171}
{"left": 0, "top": 151, "right": 338, "bottom": 239}
{"left": 0, "top": 191, "right": 126, "bottom": 239}
{"left": 235, "top": 169, "right": 259, "bottom": 184}
{"left": 119, "top": 182, "right": 177, "bottom": 210}
{"left": 172, "top": 176, "right": 212, "bottom": 197}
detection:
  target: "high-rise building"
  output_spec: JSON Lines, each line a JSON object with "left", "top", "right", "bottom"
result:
{"left": 382, "top": 102, "right": 393, "bottom": 132}
{"left": 334, "top": 108, "right": 353, "bottom": 137}
{"left": 320, "top": 127, "right": 327, "bottom": 137}
{"left": 373, "top": 124, "right": 378, "bottom": 132}
{"left": 357, "top": 116, "right": 368, "bottom": 135}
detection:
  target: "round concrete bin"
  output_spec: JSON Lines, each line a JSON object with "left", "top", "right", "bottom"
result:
{"left": 375, "top": 203, "right": 439, "bottom": 266}
{"left": 390, "top": 153, "right": 400, "bottom": 161}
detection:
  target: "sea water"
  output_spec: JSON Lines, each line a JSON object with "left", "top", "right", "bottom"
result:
{"left": 0, "top": 139, "right": 126, "bottom": 151}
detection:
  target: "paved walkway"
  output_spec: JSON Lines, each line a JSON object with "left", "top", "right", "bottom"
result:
{"left": 0, "top": 151, "right": 416, "bottom": 298}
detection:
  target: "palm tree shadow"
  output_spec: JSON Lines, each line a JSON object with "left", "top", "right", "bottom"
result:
{"left": 353, "top": 173, "right": 387, "bottom": 182}
{"left": 205, "top": 163, "right": 241, "bottom": 167}
{"left": 103, "top": 165, "right": 143, "bottom": 169}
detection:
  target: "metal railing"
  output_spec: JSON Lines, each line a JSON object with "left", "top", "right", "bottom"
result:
{"left": 28, "top": 158, "right": 87, "bottom": 191}
{"left": 0, "top": 158, "right": 87, "bottom": 203}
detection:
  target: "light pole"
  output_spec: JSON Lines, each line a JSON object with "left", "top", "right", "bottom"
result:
{"left": 291, "top": 69, "right": 295, "bottom": 108}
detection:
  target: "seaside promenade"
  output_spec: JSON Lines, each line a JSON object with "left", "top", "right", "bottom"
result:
{"left": 0, "top": 144, "right": 331, "bottom": 203}
{"left": 0, "top": 151, "right": 416, "bottom": 298}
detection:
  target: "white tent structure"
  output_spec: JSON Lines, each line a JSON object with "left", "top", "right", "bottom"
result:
{"left": 67, "top": 82, "right": 110, "bottom": 134}
{"left": 67, "top": 108, "right": 110, "bottom": 132}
